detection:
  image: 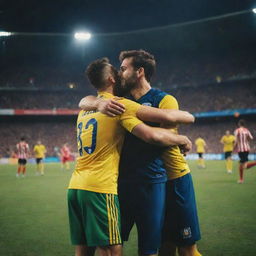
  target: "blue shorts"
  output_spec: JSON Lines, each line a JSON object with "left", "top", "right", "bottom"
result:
{"left": 162, "top": 173, "right": 201, "bottom": 246}
{"left": 118, "top": 182, "right": 166, "bottom": 255}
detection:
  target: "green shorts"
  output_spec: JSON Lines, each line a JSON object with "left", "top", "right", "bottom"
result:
{"left": 67, "top": 189, "right": 122, "bottom": 247}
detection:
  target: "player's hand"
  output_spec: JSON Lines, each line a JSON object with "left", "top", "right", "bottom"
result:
{"left": 97, "top": 98, "right": 125, "bottom": 117}
{"left": 179, "top": 136, "right": 192, "bottom": 155}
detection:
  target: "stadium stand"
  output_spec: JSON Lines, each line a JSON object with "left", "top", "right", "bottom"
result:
{"left": 0, "top": 117, "right": 77, "bottom": 158}
{"left": 0, "top": 25, "right": 255, "bottom": 158}
{"left": 0, "top": 79, "right": 255, "bottom": 112}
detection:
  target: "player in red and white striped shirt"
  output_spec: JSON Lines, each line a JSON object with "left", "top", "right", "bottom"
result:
{"left": 234, "top": 120, "right": 256, "bottom": 183}
{"left": 16, "top": 137, "right": 30, "bottom": 178}
{"left": 60, "top": 143, "right": 71, "bottom": 171}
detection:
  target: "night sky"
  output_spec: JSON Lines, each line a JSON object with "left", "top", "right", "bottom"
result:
{"left": 0, "top": 0, "right": 254, "bottom": 33}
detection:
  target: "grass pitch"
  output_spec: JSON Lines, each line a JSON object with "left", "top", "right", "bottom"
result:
{"left": 0, "top": 161, "right": 256, "bottom": 256}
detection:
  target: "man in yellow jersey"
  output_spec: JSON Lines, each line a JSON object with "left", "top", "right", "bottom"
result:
{"left": 220, "top": 130, "right": 236, "bottom": 173}
{"left": 79, "top": 50, "right": 201, "bottom": 256}
{"left": 68, "top": 58, "right": 193, "bottom": 256}
{"left": 195, "top": 137, "right": 207, "bottom": 168}
{"left": 33, "top": 140, "right": 47, "bottom": 175}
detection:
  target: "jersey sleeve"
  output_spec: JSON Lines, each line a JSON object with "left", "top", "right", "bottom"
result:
{"left": 118, "top": 98, "right": 143, "bottom": 132}
{"left": 247, "top": 129, "right": 253, "bottom": 140}
{"left": 159, "top": 95, "right": 179, "bottom": 110}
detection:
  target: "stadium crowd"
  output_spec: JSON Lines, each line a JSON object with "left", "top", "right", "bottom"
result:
{"left": 0, "top": 119, "right": 255, "bottom": 158}
{"left": 156, "top": 52, "right": 256, "bottom": 88}
{"left": 1, "top": 52, "right": 255, "bottom": 158}
{"left": 172, "top": 81, "right": 256, "bottom": 112}
{"left": 0, "top": 51, "right": 255, "bottom": 90}
{"left": 0, "top": 121, "right": 77, "bottom": 158}
{"left": 0, "top": 80, "right": 255, "bottom": 112}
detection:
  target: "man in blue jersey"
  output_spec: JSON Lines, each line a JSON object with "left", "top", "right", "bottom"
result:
{"left": 117, "top": 50, "right": 169, "bottom": 256}
{"left": 117, "top": 50, "right": 201, "bottom": 256}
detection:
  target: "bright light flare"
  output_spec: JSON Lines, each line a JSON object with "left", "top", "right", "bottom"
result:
{"left": 253, "top": 8, "right": 256, "bottom": 14}
{"left": 0, "top": 31, "right": 11, "bottom": 37}
{"left": 74, "top": 32, "right": 91, "bottom": 41}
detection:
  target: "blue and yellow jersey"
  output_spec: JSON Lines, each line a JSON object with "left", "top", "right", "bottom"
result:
{"left": 195, "top": 138, "right": 206, "bottom": 153}
{"left": 68, "top": 92, "right": 142, "bottom": 194}
{"left": 221, "top": 135, "right": 235, "bottom": 152}
{"left": 159, "top": 94, "right": 190, "bottom": 180}
{"left": 119, "top": 88, "right": 190, "bottom": 183}
{"left": 33, "top": 144, "right": 46, "bottom": 158}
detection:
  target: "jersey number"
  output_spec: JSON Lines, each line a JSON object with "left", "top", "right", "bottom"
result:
{"left": 77, "top": 118, "right": 98, "bottom": 156}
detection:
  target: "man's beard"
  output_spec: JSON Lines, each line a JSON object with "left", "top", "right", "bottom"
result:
{"left": 114, "top": 75, "right": 137, "bottom": 97}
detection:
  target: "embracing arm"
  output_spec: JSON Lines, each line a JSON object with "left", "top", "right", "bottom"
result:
{"left": 131, "top": 123, "right": 192, "bottom": 152}
{"left": 136, "top": 106, "right": 194, "bottom": 125}
{"left": 79, "top": 96, "right": 125, "bottom": 117}
{"left": 79, "top": 96, "right": 194, "bottom": 124}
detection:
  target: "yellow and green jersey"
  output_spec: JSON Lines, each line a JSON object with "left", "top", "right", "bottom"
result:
{"left": 33, "top": 144, "right": 46, "bottom": 158}
{"left": 160, "top": 95, "right": 190, "bottom": 180}
{"left": 195, "top": 138, "right": 206, "bottom": 153}
{"left": 221, "top": 135, "right": 235, "bottom": 152}
{"left": 68, "top": 92, "right": 142, "bottom": 194}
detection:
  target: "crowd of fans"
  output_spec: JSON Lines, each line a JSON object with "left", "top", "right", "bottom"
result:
{"left": 0, "top": 51, "right": 255, "bottom": 90}
{"left": 155, "top": 52, "right": 256, "bottom": 88}
{"left": 0, "top": 91, "right": 84, "bottom": 109}
{"left": 171, "top": 81, "right": 256, "bottom": 112}
{"left": 0, "top": 51, "right": 255, "bottom": 158}
{"left": 0, "top": 80, "right": 255, "bottom": 113}
{"left": 0, "top": 66, "right": 86, "bottom": 89}
{"left": 0, "top": 119, "right": 255, "bottom": 158}
{"left": 0, "top": 120, "right": 77, "bottom": 158}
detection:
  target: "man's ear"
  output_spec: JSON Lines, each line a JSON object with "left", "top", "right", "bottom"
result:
{"left": 137, "top": 67, "right": 145, "bottom": 78}
{"left": 109, "top": 75, "right": 115, "bottom": 84}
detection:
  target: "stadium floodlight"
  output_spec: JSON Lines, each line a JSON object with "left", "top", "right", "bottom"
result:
{"left": 0, "top": 31, "right": 11, "bottom": 37}
{"left": 253, "top": 8, "right": 256, "bottom": 14}
{"left": 74, "top": 32, "right": 91, "bottom": 41}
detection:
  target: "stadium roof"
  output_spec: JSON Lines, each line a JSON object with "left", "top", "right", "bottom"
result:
{"left": 0, "top": 0, "right": 254, "bottom": 34}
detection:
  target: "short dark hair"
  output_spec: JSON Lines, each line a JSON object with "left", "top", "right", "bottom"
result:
{"left": 86, "top": 58, "right": 114, "bottom": 89}
{"left": 20, "top": 137, "right": 25, "bottom": 141}
{"left": 119, "top": 50, "right": 156, "bottom": 82}
{"left": 238, "top": 119, "right": 245, "bottom": 127}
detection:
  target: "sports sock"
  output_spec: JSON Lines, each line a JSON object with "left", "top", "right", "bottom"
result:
{"left": 226, "top": 159, "right": 232, "bottom": 171}
{"left": 201, "top": 159, "right": 205, "bottom": 167}
{"left": 239, "top": 164, "right": 244, "bottom": 180}
{"left": 225, "top": 160, "right": 229, "bottom": 171}
{"left": 194, "top": 250, "right": 202, "bottom": 256}
{"left": 246, "top": 161, "right": 256, "bottom": 169}
{"left": 229, "top": 159, "right": 233, "bottom": 171}
{"left": 39, "top": 163, "right": 44, "bottom": 174}
{"left": 65, "top": 162, "right": 70, "bottom": 170}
